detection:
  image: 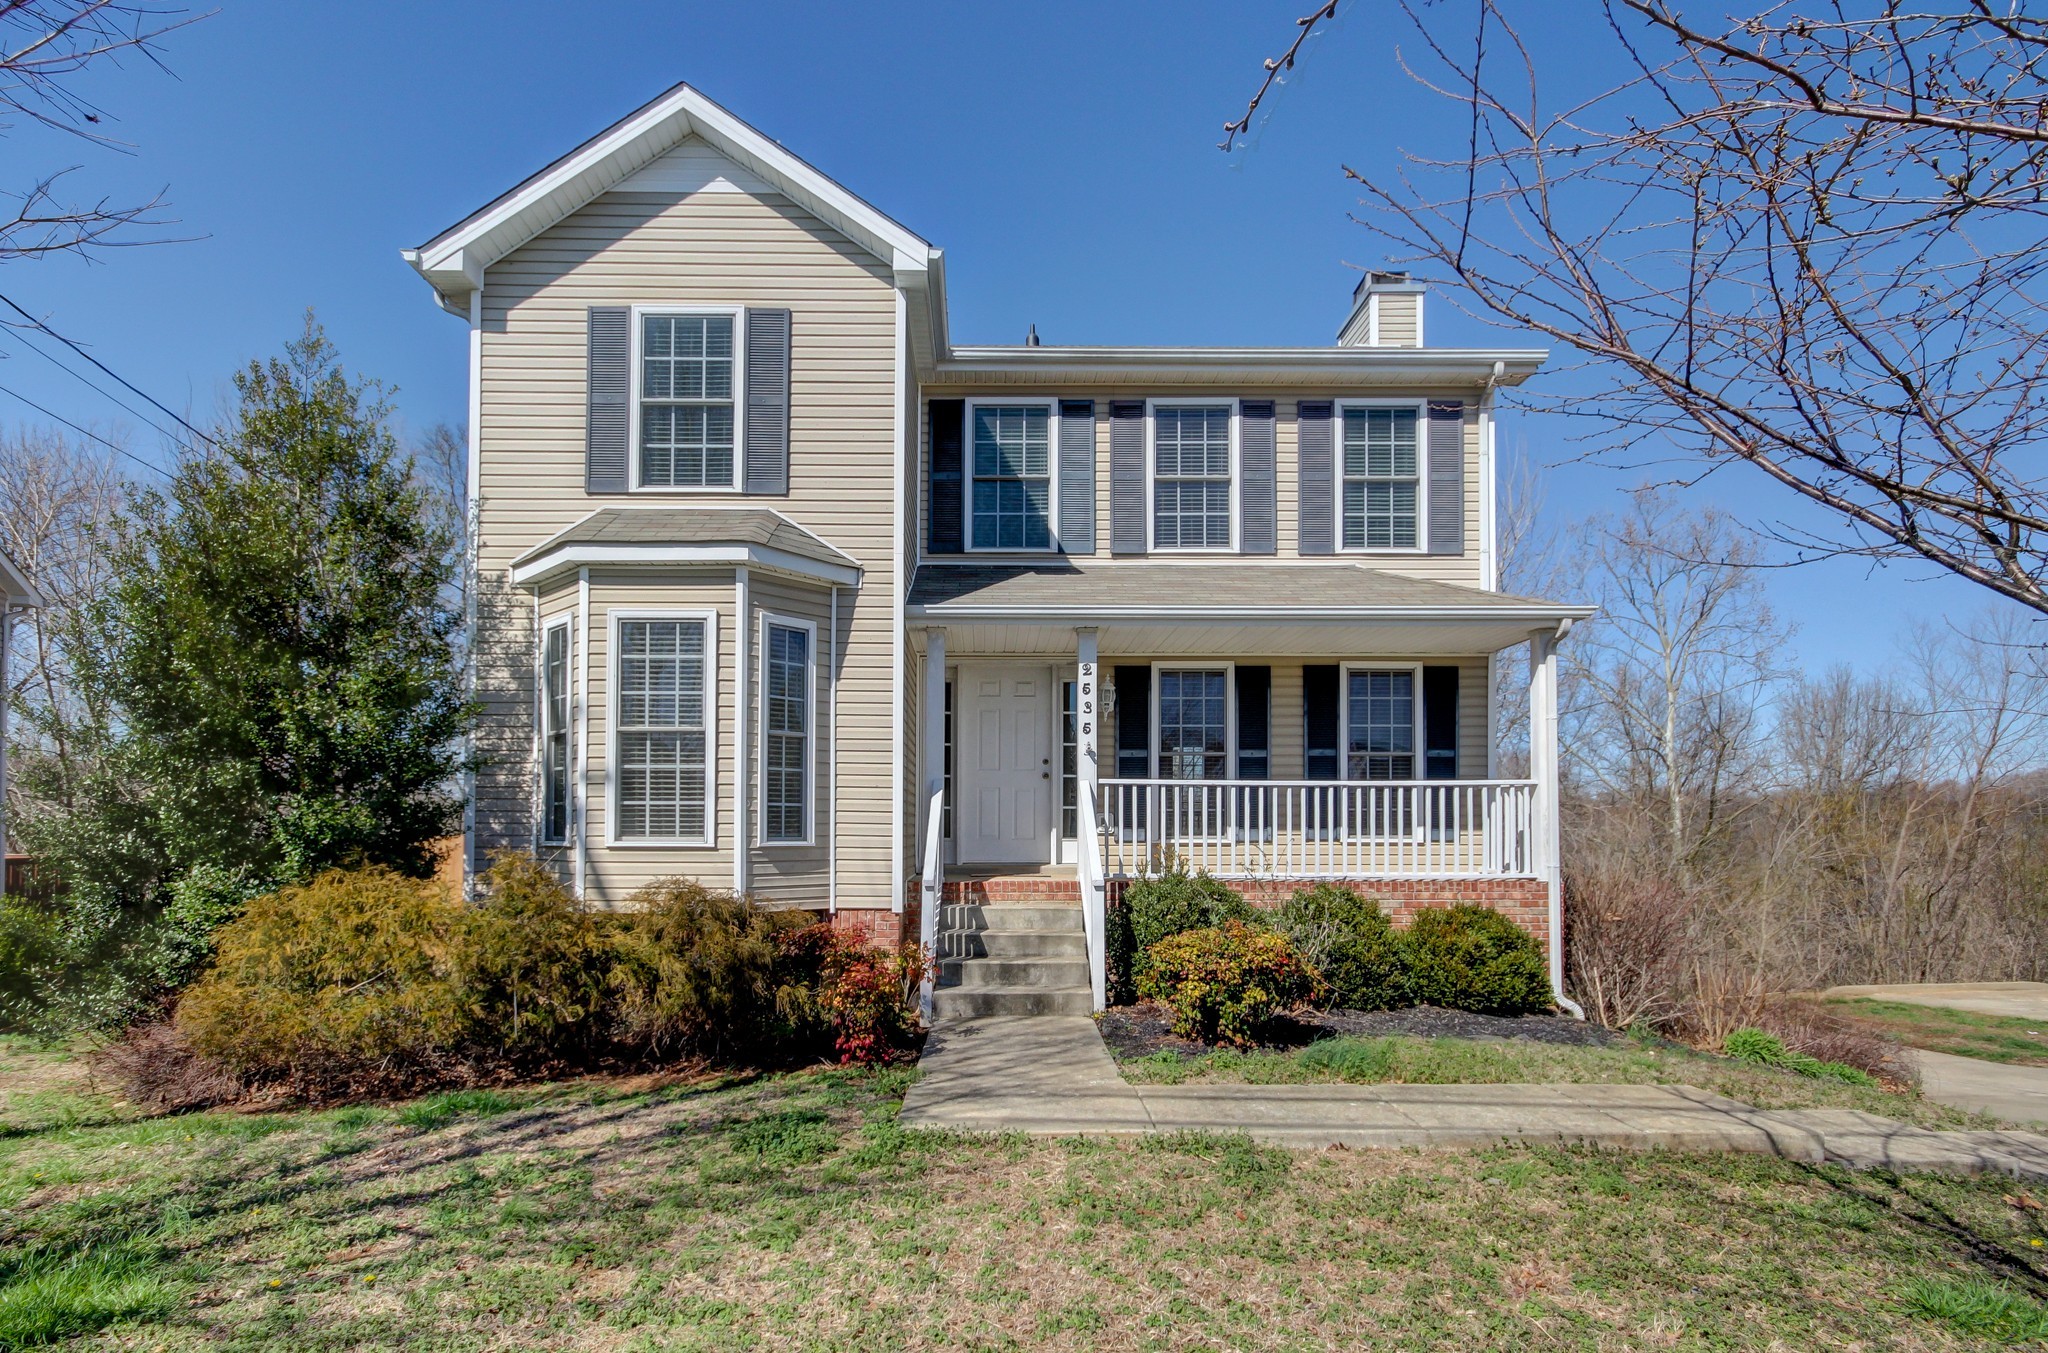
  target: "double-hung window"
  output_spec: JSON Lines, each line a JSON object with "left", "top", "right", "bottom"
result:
{"left": 1152, "top": 405, "right": 1233, "bottom": 549}
{"left": 1345, "top": 668, "right": 1417, "bottom": 781}
{"left": 613, "top": 616, "right": 713, "bottom": 843}
{"left": 638, "top": 311, "right": 738, "bottom": 489}
{"left": 1340, "top": 405, "right": 1422, "bottom": 550}
{"left": 1157, "top": 669, "right": 1230, "bottom": 781}
{"left": 969, "top": 402, "right": 1053, "bottom": 550}
{"left": 540, "top": 620, "right": 572, "bottom": 845}
{"left": 761, "top": 618, "right": 812, "bottom": 844}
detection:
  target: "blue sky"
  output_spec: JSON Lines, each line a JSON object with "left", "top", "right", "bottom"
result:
{"left": 1, "top": 0, "right": 2001, "bottom": 669}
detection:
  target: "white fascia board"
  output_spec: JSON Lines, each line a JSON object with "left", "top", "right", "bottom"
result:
{"left": 406, "top": 84, "right": 931, "bottom": 311}
{"left": 0, "top": 552, "right": 40, "bottom": 608}
{"left": 934, "top": 346, "right": 1547, "bottom": 386}
{"left": 511, "top": 542, "right": 861, "bottom": 590}
{"left": 904, "top": 602, "right": 1595, "bottom": 624}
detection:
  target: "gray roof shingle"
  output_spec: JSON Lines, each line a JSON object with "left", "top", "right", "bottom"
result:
{"left": 907, "top": 562, "right": 1577, "bottom": 613}
{"left": 514, "top": 509, "right": 859, "bottom": 572}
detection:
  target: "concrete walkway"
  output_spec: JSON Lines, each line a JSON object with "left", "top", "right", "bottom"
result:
{"left": 1913, "top": 1048, "right": 2048, "bottom": 1126}
{"left": 899, "top": 1016, "right": 2048, "bottom": 1180}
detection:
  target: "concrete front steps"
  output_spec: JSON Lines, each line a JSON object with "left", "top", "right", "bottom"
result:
{"left": 933, "top": 902, "right": 1091, "bottom": 1019}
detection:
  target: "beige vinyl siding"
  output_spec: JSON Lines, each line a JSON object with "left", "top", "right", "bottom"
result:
{"left": 919, "top": 389, "right": 1486, "bottom": 586}
{"left": 474, "top": 183, "right": 900, "bottom": 910}
{"left": 1373, "top": 293, "right": 1421, "bottom": 347}
{"left": 1094, "top": 657, "right": 1491, "bottom": 783}
{"left": 748, "top": 575, "right": 834, "bottom": 908}
{"left": 581, "top": 572, "right": 734, "bottom": 907}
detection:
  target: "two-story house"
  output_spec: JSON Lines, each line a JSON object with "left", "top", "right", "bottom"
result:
{"left": 404, "top": 83, "right": 1592, "bottom": 1020}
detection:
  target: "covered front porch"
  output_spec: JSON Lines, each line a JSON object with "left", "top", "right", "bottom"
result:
{"left": 905, "top": 562, "right": 1592, "bottom": 1013}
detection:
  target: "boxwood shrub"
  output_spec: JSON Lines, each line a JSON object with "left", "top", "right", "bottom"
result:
{"left": 1273, "top": 884, "right": 1407, "bottom": 1011}
{"left": 1400, "top": 904, "right": 1551, "bottom": 1016}
{"left": 1107, "top": 867, "right": 1258, "bottom": 1003}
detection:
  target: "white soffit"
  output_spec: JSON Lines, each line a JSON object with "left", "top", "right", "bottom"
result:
{"left": 404, "top": 82, "right": 934, "bottom": 312}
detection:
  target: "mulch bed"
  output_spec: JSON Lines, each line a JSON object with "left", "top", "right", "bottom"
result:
{"left": 1097, "top": 1001, "right": 1625, "bottom": 1060}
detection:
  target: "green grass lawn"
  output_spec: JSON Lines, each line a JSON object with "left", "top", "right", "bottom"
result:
{"left": 1827, "top": 997, "right": 2048, "bottom": 1066}
{"left": 1112, "top": 1032, "right": 1999, "bottom": 1130}
{"left": 6, "top": 1041, "right": 2048, "bottom": 1350}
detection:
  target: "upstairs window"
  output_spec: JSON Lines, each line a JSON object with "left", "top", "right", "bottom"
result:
{"left": 1152, "top": 405, "right": 1233, "bottom": 549}
{"left": 638, "top": 312, "right": 737, "bottom": 489}
{"left": 969, "top": 402, "right": 1054, "bottom": 550}
{"left": 1341, "top": 405, "right": 1421, "bottom": 550}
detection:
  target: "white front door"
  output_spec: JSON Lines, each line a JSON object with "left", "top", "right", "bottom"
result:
{"left": 956, "top": 664, "right": 1053, "bottom": 866}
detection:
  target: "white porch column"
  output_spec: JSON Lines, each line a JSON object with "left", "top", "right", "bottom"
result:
{"left": 916, "top": 627, "right": 947, "bottom": 912}
{"left": 1528, "top": 625, "right": 1583, "bottom": 1018}
{"left": 1075, "top": 628, "right": 1100, "bottom": 819}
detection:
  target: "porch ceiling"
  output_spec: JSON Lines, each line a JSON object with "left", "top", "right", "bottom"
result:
{"left": 907, "top": 562, "right": 1592, "bottom": 657}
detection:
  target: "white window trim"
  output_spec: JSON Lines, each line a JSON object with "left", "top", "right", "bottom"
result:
{"left": 628, "top": 304, "right": 746, "bottom": 494}
{"left": 1339, "top": 662, "right": 1425, "bottom": 782}
{"left": 963, "top": 396, "right": 1061, "bottom": 554}
{"left": 1145, "top": 399, "right": 1239, "bottom": 554}
{"left": 756, "top": 611, "right": 817, "bottom": 848}
{"left": 606, "top": 606, "right": 720, "bottom": 848}
{"left": 1333, "top": 398, "right": 1429, "bottom": 555}
{"left": 1149, "top": 661, "right": 1238, "bottom": 781}
{"left": 536, "top": 612, "right": 575, "bottom": 847}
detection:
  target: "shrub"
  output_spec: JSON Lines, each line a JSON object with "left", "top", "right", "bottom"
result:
{"left": 772, "top": 924, "right": 933, "bottom": 1064}
{"left": 1136, "top": 921, "right": 1317, "bottom": 1048}
{"left": 149, "top": 863, "right": 273, "bottom": 992}
{"left": 1723, "top": 1026, "right": 1878, "bottom": 1084}
{"left": 176, "top": 866, "right": 470, "bottom": 1091}
{"left": 605, "top": 878, "right": 807, "bottom": 1057}
{"left": 88, "top": 1022, "right": 244, "bottom": 1113}
{"left": 1563, "top": 864, "right": 1688, "bottom": 1031}
{"left": 1400, "top": 905, "right": 1551, "bottom": 1016}
{"left": 463, "top": 856, "right": 608, "bottom": 1062}
{"left": 1111, "top": 868, "right": 1258, "bottom": 1001}
{"left": 0, "top": 901, "right": 64, "bottom": 1031}
{"left": 1273, "top": 885, "right": 1407, "bottom": 1010}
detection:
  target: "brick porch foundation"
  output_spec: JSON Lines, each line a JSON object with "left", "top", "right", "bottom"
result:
{"left": 827, "top": 900, "right": 921, "bottom": 949}
{"left": 900, "top": 874, "right": 1553, "bottom": 955}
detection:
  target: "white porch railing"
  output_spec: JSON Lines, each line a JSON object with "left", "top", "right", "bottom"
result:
{"left": 1097, "top": 778, "right": 1540, "bottom": 880}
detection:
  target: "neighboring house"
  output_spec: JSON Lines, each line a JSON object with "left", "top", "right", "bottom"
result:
{"left": 0, "top": 547, "right": 42, "bottom": 897}
{"left": 403, "top": 83, "right": 1592, "bottom": 1017}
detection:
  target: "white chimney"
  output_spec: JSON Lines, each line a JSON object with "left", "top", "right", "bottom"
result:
{"left": 1337, "top": 270, "right": 1426, "bottom": 347}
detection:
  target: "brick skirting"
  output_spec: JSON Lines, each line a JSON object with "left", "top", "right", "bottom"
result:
{"left": 874, "top": 874, "right": 1553, "bottom": 955}
{"left": 827, "top": 900, "right": 920, "bottom": 949}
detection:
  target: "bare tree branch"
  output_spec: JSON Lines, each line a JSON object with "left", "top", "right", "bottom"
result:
{"left": 1232, "top": 1, "right": 2048, "bottom": 613}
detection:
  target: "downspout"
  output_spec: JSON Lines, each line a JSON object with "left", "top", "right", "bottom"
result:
{"left": 828, "top": 584, "right": 839, "bottom": 913}
{"left": 575, "top": 566, "right": 590, "bottom": 900}
{"left": 1479, "top": 359, "right": 1503, "bottom": 593}
{"left": 734, "top": 565, "right": 751, "bottom": 895}
{"left": 461, "top": 287, "right": 484, "bottom": 895}
{"left": 1544, "top": 618, "right": 1584, "bottom": 1019}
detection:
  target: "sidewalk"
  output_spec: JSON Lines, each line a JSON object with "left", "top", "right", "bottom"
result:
{"left": 898, "top": 1016, "right": 2048, "bottom": 1180}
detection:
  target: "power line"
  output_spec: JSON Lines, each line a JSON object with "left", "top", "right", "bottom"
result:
{"left": 3, "top": 320, "right": 196, "bottom": 453}
{"left": 0, "top": 379, "right": 170, "bottom": 481}
{"left": 0, "top": 290, "right": 218, "bottom": 450}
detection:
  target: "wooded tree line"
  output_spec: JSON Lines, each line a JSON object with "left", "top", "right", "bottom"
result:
{"left": 1519, "top": 486, "right": 2048, "bottom": 1031}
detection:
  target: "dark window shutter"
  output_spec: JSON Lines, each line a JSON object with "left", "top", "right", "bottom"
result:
{"left": 742, "top": 308, "right": 791, "bottom": 494}
{"left": 1114, "top": 665, "right": 1151, "bottom": 778}
{"left": 1303, "top": 663, "right": 1340, "bottom": 780}
{"left": 1110, "top": 401, "right": 1146, "bottom": 554}
{"left": 1423, "top": 664, "right": 1459, "bottom": 780}
{"left": 1236, "top": 665, "right": 1271, "bottom": 779}
{"left": 1426, "top": 400, "right": 1464, "bottom": 555}
{"left": 1058, "top": 399, "right": 1095, "bottom": 553}
{"left": 585, "top": 307, "right": 629, "bottom": 493}
{"left": 927, "top": 399, "right": 964, "bottom": 553}
{"left": 1239, "top": 400, "right": 1276, "bottom": 555}
{"left": 1297, "top": 401, "right": 1335, "bottom": 555}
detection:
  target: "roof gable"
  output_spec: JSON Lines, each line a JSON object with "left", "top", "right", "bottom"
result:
{"left": 403, "top": 82, "right": 933, "bottom": 315}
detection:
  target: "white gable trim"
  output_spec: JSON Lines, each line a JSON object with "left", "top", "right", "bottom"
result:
{"left": 403, "top": 82, "right": 933, "bottom": 314}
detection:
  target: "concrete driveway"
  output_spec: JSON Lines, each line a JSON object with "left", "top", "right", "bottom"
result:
{"left": 1825, "top": 982, "right": 2048, "bottom": 1125}
{"left": 1825, "top": 981, "right": 2048, "bottom": 1021}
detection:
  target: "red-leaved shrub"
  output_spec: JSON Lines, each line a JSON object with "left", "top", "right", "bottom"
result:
{"left": 774, "top": 924, "right": 932, "bottom": 1064}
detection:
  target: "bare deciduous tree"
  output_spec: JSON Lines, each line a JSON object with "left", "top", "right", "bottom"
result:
{"left": 1229, "top": 2, "right": 2048, "bottom": 613}
{"left": 0, "top": 426, "right": 126, "bottom": 822}
{"left": 1565, "top": 490, "right": 1790, "bottom": 878}
{"left": 0, "top": 1, "right": 205, "bottom": 264}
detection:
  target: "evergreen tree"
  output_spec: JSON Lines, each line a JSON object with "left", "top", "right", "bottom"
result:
{"left": 35, "top": 316, "right": 470, "bottom": 899}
